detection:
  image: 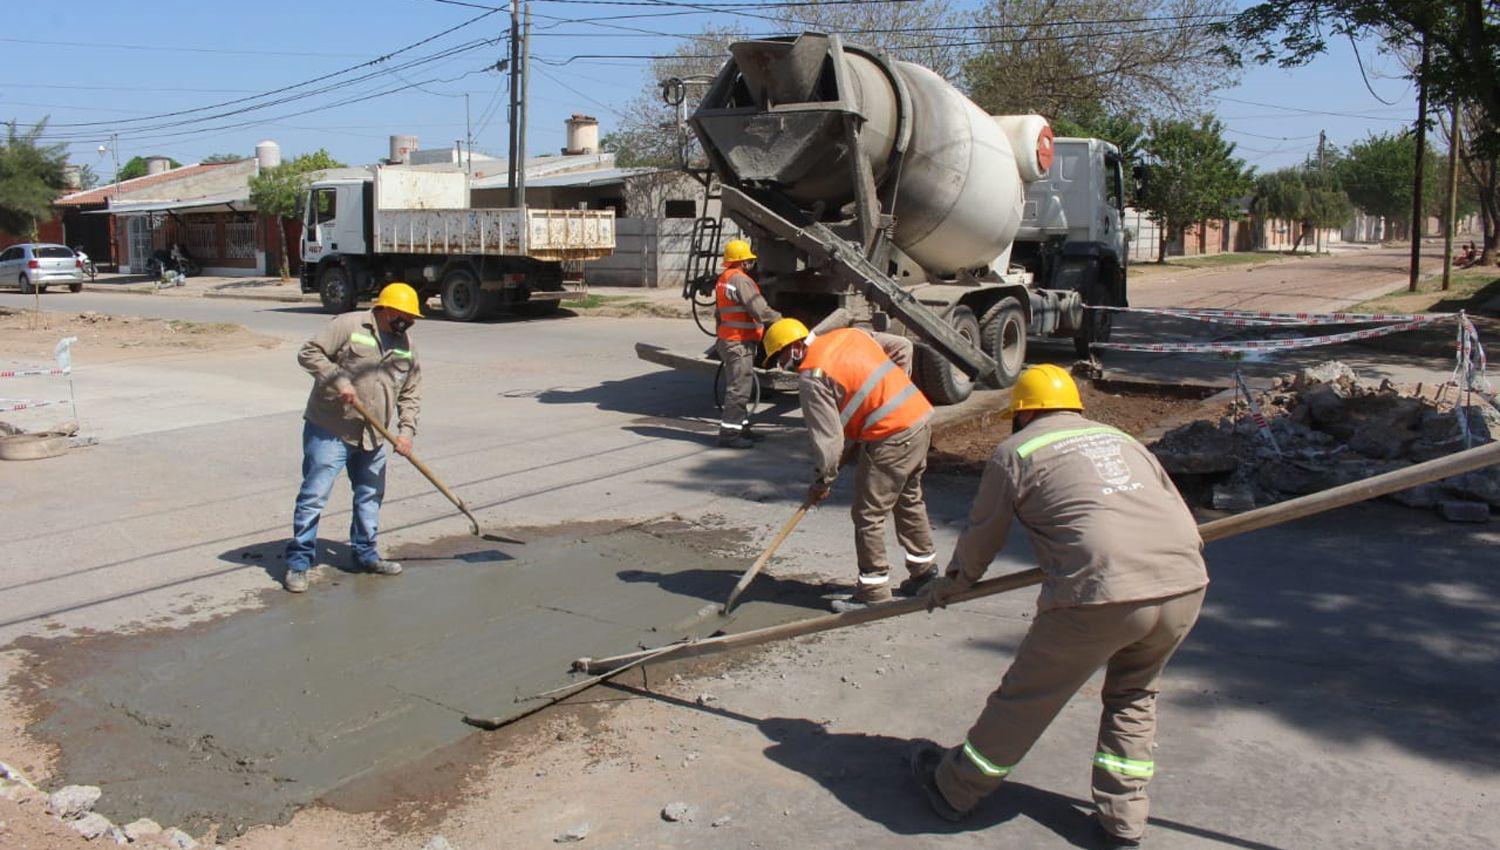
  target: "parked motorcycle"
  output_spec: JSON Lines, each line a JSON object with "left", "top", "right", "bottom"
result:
{"left": 74, "top": 247, "right": 97, "bottom": 281}
{"left": 146, "top": 244, "right": 200, "bottom": 279}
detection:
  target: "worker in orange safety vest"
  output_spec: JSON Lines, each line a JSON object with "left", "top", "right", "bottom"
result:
{"left": 763, "top": 318, "right": 938, "bottom": 612}
{"left": 714, "top": 239, "right": 781, "bottom": 448}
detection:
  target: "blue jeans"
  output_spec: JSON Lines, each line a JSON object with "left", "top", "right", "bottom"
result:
{"left": 285, "top": 420, "right": 388, "bottom": 572}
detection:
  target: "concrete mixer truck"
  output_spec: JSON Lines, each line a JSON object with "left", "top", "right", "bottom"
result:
{"left": 634, "top": 32, "right": 1128, "bottom": 404}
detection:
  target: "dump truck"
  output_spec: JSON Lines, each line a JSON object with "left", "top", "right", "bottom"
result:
{"left": 300, "top": 167, "right": 616, "bottom": 320}
{"left": 637, "top": 33, "right": 1127, "bottom": 404}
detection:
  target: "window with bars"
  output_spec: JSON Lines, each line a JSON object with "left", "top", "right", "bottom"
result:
{"left": 225, "top": 221, "right": 256, "bottom": 259}
{"left": 188, "top": 221, "right": 218, "bottom": 258}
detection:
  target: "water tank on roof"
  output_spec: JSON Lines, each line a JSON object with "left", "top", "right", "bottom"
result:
{"left": 62, "top": 164, "right": 83, "bottom": 190}
{"left": 255, "top": 139, "right": 282, "bottom": 170}
{"left": 390, "top": 135, "right": 419, "bottom": 165}
{"left": 145, "top": 156, "right": 173, "bottom": 175}
{"left": 563, "top": 114, "right": 599, "bottom": 155}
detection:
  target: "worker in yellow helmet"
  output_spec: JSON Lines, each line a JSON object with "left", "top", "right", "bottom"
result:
{"left": 713, "top": 239, "right": 781, "bottom": 448}
{"left": 763, "top": 316, "right": 938, "bottom": 612}
{"left": 283, "top": 281, "right": 425, "bottom": 593}
{"left": 910, "top": 364, "right": 1208, "bottom": 847}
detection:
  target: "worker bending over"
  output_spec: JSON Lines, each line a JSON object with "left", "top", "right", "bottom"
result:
{"left": 763, "top": 318, "right": 938, "bottom": 612}
{"left": 714, "top": 239, "right": 781, "bottom": 448}
{"left": 283, "top": 283, "right": 424, "bottom": 593}
{"left": 912, "top": 364, "right": 1208, "bottom": 847}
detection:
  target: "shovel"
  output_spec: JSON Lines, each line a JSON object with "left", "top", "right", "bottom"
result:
{"left": 348, "top": 398, "right": 524, "bottom": 545}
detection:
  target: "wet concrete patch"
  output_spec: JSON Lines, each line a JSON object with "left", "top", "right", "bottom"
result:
{"left": 16, "top": 519, "right": 828, "bottom": 835}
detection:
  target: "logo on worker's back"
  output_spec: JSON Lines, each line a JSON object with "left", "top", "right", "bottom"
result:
{"left": 1080, "top": 438, "right": 1139, "bottom": 494}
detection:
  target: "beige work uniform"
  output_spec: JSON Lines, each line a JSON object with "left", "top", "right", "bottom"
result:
{"left": 715, "top": 270, "right": 780, "bottom": 434}
{"left": 935, "top": 412, "right": 1208, "bottom": 842}
{"left": 299, "top": 310, "right": 422, "bottom": 449}
{"left": 799, "top": 331, "right": 936, "bottom": 580}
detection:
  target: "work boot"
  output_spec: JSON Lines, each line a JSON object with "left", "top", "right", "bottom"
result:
{"left": 717, "top": 428, "right": 754, "bottom": 449}
{"left": 1093, "top": 816, "right": 1142, "bottom": 848}
{"left": 362, "top": 559, "right": 404, "bottom": 576}
{"left": 897, "top": 565, "right": 939, "bottom": 597}
{"left": 829, "top": 578, "right": 893, "bottom": 613}
{"left": 909, "top": 741, "right": 971, "bottom": 823}
{"left": 283, "top": 569, "right": 309, "bottom": 593}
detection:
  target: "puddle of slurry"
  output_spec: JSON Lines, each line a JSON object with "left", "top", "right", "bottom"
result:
{"left": 19, "top": 520, "right": 830, "bottom": 835}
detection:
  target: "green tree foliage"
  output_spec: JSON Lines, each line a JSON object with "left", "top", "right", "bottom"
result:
{"left": 0, "top": 120, "right": 68, "bottom": 239}
{"left": 1051, "top": 103, "right": 1146, "bottom": 162}
{"left": 1137, "top": 116, "right": 1253, "bottom": 262}
{"left": 249, "top": 149, "right": 346, "bottom": 279}
{"left": 964, "top": 0, "right": 1238, "bottom": 120}
{"left": 1336, "top": 131, "right": 1445, "bottom": 237}
{"left": 74, "top": 163, "right": 100, "bottom": 191}
{"left": 116, "top": 155, "right": 182, "bottom": 181}
{"left": 1251, "top": 167, "right": 1355, "bottom": 252}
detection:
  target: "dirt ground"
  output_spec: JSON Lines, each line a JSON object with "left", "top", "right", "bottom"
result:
{"left": 0, "top": 307, "right": 278, "bottom": 364}
{"left": 929, "top": 382, "right": 1213, "bottom": 475}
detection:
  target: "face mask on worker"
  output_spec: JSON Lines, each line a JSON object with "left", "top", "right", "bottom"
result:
{"left": 389, "top": 316, "right": 413, "bottom": 336}
{"left": 779, "top": 345, "right": 804, "bottom": 370}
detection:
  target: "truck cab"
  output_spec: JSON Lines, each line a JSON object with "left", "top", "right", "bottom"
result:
{"left": 1014, "top": 137, "right": 1129, "bottom": 356}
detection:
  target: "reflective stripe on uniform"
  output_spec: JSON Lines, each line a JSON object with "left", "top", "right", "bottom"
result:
{"left": 904, "top": 551, "right": 936, "bottom": 564}
{"left": 862, "top": 384, "right": 919, "bottom": 432}
{"left": 857, "top": 573, "right": 890, "bottom": 586}
{"left": 719, "top": 321, "right": 760, "bottom": 329}
{"left": 838, "top": 360, "right": 896, "bottom": 426}
{"left": 1093, "top": 752, "right": 1154, "bottom": 778}
{"left": 962, "top": 740, "right": 1012, "bottom": 777}
{"left": 350, "top": 332, "right": 379, "bottom": 348}
{"left": 391, "top": 348, "right": 413, "bottom": 360}
{"left": 1015, "top": 426, "right": 1130, "bottom": 459}
{"left": 719, "top": 421, "right": 744, "bottom": 430}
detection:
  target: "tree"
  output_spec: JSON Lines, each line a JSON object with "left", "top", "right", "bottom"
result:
{"left": 75, "top": 163, "right": 100, "bottom": 190}
{"left": 116, "top": 155, "right": 182, "bottom": 181}
{"left": 1456, "top": 104, "right": 1499, "bottom": 262}
{"left": 1051, "top": 102, "right": 1147, "bottom": 162}
{"left": 201, "top": 153, "right": 245, "bottom": 163}
{"left": 1137, "top": 116, "right": 1253, "bottom": 262}
{"left": 1251, "top": 167, "right": 1311, "bottom": 248}
{"left": 1337, "top": 131, "right": 1444, "bottom": 239}
{"left": 964, "top": 0, "right": 1239, "bottom": 120}
{"left": 249, "top": 149, "right": 345, "bottom": 279}
{"left": 0, "top": 119, "right": 68, "bottom": 239}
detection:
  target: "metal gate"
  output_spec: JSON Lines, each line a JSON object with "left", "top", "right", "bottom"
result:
{"left": 126, "top": 215, "right": 155, "bottom": 273}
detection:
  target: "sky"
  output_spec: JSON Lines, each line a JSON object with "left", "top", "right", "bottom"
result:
{"left": 3, "top": 0, "right": 1420, "bottom": 181}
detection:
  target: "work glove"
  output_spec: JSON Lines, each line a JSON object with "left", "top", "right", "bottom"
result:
{"left": 921, "top": 574, "right": 971, "bottom": 612}
{"left": 807, "top": 479, "right": 833, "bottom": 505}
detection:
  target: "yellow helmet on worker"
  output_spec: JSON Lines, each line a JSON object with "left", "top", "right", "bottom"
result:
{"left": 723, "top": 239, "right": 756, "bottom": 265}
{"left": 1009, "top": 364, "right": 1083, "bottom": 416}
{"left": 762, "top": 317, "right": 810, "bottom": 365}
{"left": 374, "top": 282, "right": 423, "bottom": 318}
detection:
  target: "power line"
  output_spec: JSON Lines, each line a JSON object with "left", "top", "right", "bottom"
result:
{"left": 0, "top": 36, "right": 367, "bottom": 58}
{"left": 1210, "top": 94, "right": 1411, "bottom": 121}
{"left": 1347, "top": 32, "right": 1403, "bottom": 107}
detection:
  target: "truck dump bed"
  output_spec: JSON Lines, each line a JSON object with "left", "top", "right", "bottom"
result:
{"left": 370, "top": 167, "right": 616, "bottom": 261}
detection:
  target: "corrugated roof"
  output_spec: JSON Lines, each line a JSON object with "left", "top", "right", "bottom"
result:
{"left": 521, "top": 167, "right": 659, "bottom": 188}
{"left": 88, "top": 192, "right": 251, "bottom": 216}
{"left": 54, "top": 161, "right": 245, "bottom": 207}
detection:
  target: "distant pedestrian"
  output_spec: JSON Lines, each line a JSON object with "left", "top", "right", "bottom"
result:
{"left": 283, "top": 283, "right": 424, "bottom": 592}
{"left": 911, "top": 365, "right": 1208, "bottom": 847}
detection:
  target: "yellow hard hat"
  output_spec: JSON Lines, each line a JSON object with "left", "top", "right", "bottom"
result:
{"left": 762, "top": 317, "right": 810, "bottom": 365}
{"left": 1009, "top": 364, "right": 1083, "bottom": 416}
{"left": 723, "top": 239, "right": 756, "bottom": 264}
{"left": 374, "top": 282, "right": 423, "bottom": 318}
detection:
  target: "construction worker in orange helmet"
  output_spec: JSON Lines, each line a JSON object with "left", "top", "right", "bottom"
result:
{"left": 763, "top": 317, "right": 939, "bottom": 613}
{"left": 910, "top": 364, "right": 1208, "bottom": 848}
{"left": 713, "top": 239, "right": 781, "bottom": 448}
{"left": 283, "top": 282, "right": 424, "bottom": 593}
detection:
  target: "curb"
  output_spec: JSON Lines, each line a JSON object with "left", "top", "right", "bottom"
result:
{"left": 202, "top": 290, "right": 316, "bottom": 304}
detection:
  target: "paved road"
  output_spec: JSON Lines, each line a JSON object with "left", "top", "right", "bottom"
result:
{"left": 1130, "top": 246, "right": 1442, "bottom": 312}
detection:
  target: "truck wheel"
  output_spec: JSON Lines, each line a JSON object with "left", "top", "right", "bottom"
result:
{"left": 318, "top": 265, "right": 356, "bottom": 314}
{"left": 440, "top": 269, "right": 494, "bottom": 322}
{"left": 916, "top": 306, "right": 980, "bottom": 406}
{"left": 1073, "top": 283, "right": 1114, "bottom": 358}
{"left": 980, "top": 297, "right": 1027, "bottom": 389}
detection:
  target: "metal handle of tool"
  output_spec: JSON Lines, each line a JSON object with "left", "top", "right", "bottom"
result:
{"left": 347, "top": 397, "right": 482, "bottom": 536}
{"left": 722, "top": 501, "right": 812, "bottom": 615}
{"left": 576, "top": 438, "right": 1500, "bottom": 674}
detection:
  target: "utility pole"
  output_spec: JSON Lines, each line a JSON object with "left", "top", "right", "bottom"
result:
{"left": 464, "top": 92, "right": 473, "bottom": 174}
{"left": 1442, "top": 100, "right": 1462, "bottom": 291}
{"left": 506, "top": 0, "right": 520, "bottom": 202}
{"left": 1408, "top": 37, "right": 1429, "bottom": 292}
{"left": 1316, "top": 129, "right": 1326, "bottom": 254}
{"left": 517, "top": 1, "right": 530, "bottom": 207}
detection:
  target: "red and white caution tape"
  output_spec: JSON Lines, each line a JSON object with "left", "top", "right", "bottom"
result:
{"left": 1093, "top": 305, "right": 1436, "bottom": 327}
{"left": 1, "top": 337, "right": 78, "bottom": 379}
{"left": 1091, "top": 314, "right": 1449, "bottom": 353}
{"left": 1234, "top": 369, "right": 1282, "bottom": 455}
{"left": 0, "top": 399, "right": 70, "bottom": 413}
{"left": 0, "top": 367, "right": 69, "bottom": 379}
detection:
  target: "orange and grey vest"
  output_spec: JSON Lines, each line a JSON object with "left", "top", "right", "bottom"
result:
{"left": 715, "top": 268, "right": 763, "bottom": 342}
{"left": 799, "top": 328, "right": 933, "bottom": 442}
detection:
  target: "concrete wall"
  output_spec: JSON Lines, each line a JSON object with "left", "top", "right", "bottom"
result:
{"left": 585, "top": 217, "right": 743, "bottom": 288}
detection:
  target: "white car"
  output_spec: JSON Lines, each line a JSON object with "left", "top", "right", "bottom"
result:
{"left": 0, "top": 243, "right": 86, "bottom": 293}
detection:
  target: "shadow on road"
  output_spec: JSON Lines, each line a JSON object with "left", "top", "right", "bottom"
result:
{"left": 617, "top": 567, "right": 833, "bottom": 613}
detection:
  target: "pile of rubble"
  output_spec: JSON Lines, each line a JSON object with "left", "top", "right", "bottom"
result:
{"left": 0, "top": 761, "right": 214, "bottom": 847}
{"left": 1150, "top": 361, "right": 1499, "bottom": 521}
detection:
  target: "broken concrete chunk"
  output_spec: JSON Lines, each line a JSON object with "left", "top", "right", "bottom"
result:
{"left": 1150, "top": 420, "right": 1240, "bottom": 474}
{"left": 422, "top": 836, "right": 456, "bottom": 850}
{"left": 711, "top": 816, "right": 733, "bottom": 828}
{"left": 661, "top": 802, "right": 694, "bottom": 822}
{"left": 69, "top": 812, "right": 113, "bottom": 840}
{"left": 554, "top": 823, "right": 590, "bottom": 843}
{"left": 123, "top": 818, "right": 164, "bottom": 841}
{"left": 162, "top": 827, "right": 199, "bottom": 849}
{"left": 1293, "top": 360, "right": 1357, "bottom": 389}
{"left": 1439, "top": 500, "right": 1491, "bottom": 523}
{"left": 48, "top": 784, "right": 102, "bottom": 820}
{"left": 1211, "top": 483, "right": 1256, "bottom": 512}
